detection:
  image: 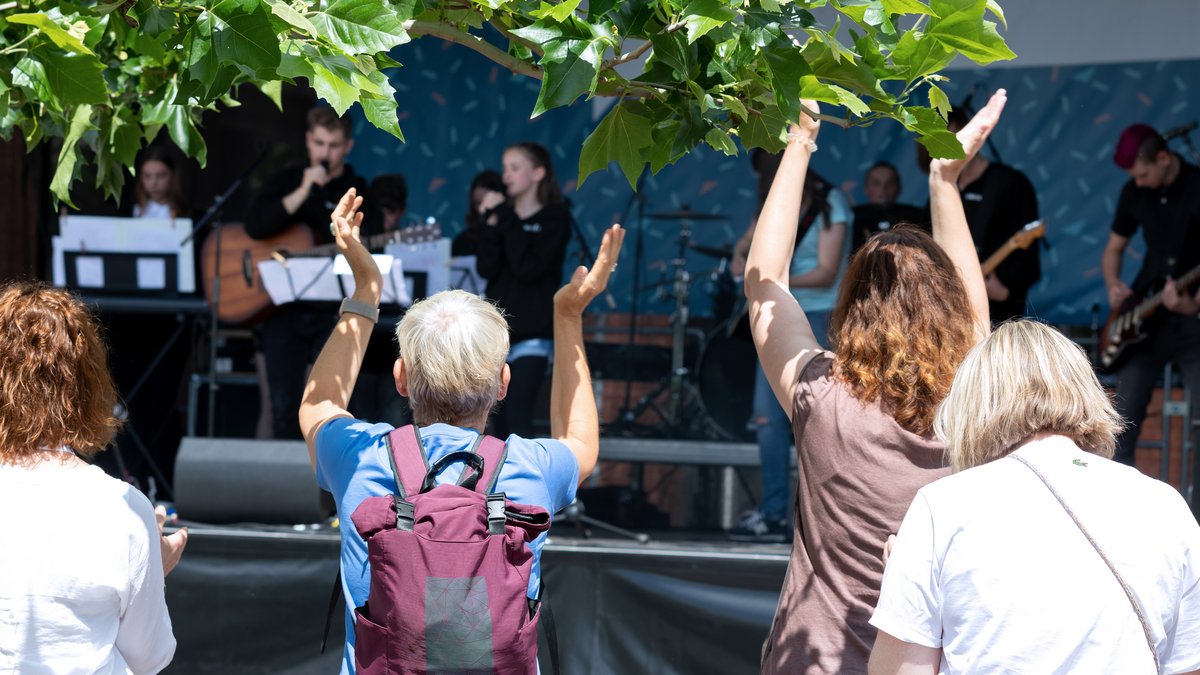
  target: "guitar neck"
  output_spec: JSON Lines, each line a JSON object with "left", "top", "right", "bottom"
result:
{"left": 1138, "top": 263, "right": 1200, "bottom": 320}
{"left": 287, "top": 226, "right": 439, "bottom": 258}
{"left": 980, "top": 241, "right": 1015, "bottom": 277}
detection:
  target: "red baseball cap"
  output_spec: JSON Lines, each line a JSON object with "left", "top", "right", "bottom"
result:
{"left": 1113, "top": 123, "right": 1160, "bottom": 169}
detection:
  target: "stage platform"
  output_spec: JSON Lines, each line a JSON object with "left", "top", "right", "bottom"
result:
{"left": 162, "top": 521, "right": 787, "bottom": 674}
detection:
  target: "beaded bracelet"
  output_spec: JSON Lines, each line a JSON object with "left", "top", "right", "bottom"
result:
{"left": 786, "top": 132, "right": 818, "bottom": 153}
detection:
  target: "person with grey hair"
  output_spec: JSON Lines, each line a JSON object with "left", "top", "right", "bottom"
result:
{"left": 869, "top": 320, "right": 1200, "bottom": 675}
{"left": 299, "top": 187, "right": 624, "bottom": 674}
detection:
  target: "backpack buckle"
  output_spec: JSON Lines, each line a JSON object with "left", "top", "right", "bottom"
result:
{"left": 394, "top": 496, "right": 415, "bottom": 532}
{"left": 486, "top": 494, "right": 506, "bottom": 535}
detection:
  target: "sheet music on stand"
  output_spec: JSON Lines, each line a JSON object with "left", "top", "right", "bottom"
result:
{"left": 257, "top": 255, "right": 411, "bottom": 306}
{"left": 385, "top": 238, "right": 452, "bottom": 300}
{"left": 449, "top": 255, "right": 486, "bottom": 296}
{"left": 53, "top": 215, "right": 196, "bottom": 293}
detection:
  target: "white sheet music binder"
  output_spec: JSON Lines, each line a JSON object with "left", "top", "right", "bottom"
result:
{"left": 257, "top": 255, "right": 410, "bottom": 306}
{"left": 53, "top": 215, "right": 196, "bottom": 293}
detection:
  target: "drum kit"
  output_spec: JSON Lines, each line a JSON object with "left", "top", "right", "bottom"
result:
{"left": 610, "top": 207, "right": 756, "bottom": 443}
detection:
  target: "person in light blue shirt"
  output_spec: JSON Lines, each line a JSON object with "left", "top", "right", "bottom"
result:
{"left": 730, "top": 154, "right": 852, "bottom": 542}
{"left": 299, "top": 187, "right": 625, "bottom": 674}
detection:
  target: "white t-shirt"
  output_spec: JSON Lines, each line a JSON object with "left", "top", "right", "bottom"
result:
{"left": 872, "top": 435, "right": 1200, "bottom": 674}
{"left": 0, "top": 460, "right": 176, "bottom": 674}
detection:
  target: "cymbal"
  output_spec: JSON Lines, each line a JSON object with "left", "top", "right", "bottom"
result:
{"left": 647, "top": 209, "right": 729, "bottom": 221}
{"left": 689, "top": 243, "right": 734, "bottom": 259}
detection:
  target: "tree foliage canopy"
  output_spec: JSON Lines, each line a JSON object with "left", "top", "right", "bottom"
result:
{"left": 0, "top": 0, "right": 1012, "bottom": 204}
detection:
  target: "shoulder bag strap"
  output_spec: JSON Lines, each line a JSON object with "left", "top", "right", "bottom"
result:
{"left": 1009, "top": 453, "right": 1161, "bottom": 674}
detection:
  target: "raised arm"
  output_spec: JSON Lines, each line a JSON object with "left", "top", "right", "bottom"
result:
{"left": 550, "top": 224, "right": 624, "bottom": 483}
{"left": 744, "top": 103, "right": 823, "bottom": 416}
{"left": 298, "top": 188, "right": 380, "bottom": 468}
{"left": 928, "top": 89, "right": 1008, "bottom": 342}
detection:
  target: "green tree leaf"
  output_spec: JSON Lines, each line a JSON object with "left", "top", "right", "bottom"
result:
{"left": 881, "top": 0, "right": 937, "bottom": 16}
{"left": 533, "top": 37, "right": 604, "bottom": 116}
{"left": 50, "top": 104, "right": 93, "bottom": 207}
{"left": 739, "top": 101, "right": 787, "bottom": 153}
{"left": 683, "top": 0, "right": 737, "bottom": 44}
{"left": 547, "top": 0, "right": 585, "bottom": 23}
{"left": 167, "top": 106, "right": 207, "bottom": 166}
{"left": 928, "top": 82, "right": 950, "bottom": 120}
{"left": 258, "top": 80, "right": 284, "bottom": 111}
{"left": 210, "top": 1, "right": 282, "bottom": 76}
{"left": 926, "top": 0, "right": 1014, "bottom": 64}
{"left": 579, "top": 102, "right": 652, "bottom": 189}
{"left": 7, "top": 13, "right": 94, "bottom": 55}
{"left": 916, "top": 128, "right": 963, "bottom": 158}
{"left": 360, "top": 71, "right": 403, "bottom": 141}
{"left": 309, "top": 0, "right": 413, "bottom": 55}
{"left": 263, "top": 0, "right": 319, "bottom": 35}
{"left": 37, "top": 48, "right": 107, "bottom": 106}
{"left": 704, "top": 127, "right": 737, "bottom": 155}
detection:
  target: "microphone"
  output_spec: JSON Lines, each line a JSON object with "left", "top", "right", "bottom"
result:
{"left": 1163, "top": 121, "right": 1198, "bottom": 140}
{"left": 319, "top": 159, "right": 331, "bottom": 173}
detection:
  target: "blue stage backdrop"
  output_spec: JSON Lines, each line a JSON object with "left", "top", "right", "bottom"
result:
{"left": 347, "top": 35, "right": 1200, "bottom": 326}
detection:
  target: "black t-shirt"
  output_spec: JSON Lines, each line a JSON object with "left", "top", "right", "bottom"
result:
{"left": 850, "top": 202, "right": 929, "bottom": 252}
{"left": 476, "top": 201, "right": 573, "bottom": 343}
{"left": 960, "top": 162, "right": 1041, "bottom": 320}
{"left": 1110, "top": 159, "right": 1200, "bottom": 295}
{"left": 245, "top": 164, "right": 378, "bottom": 244}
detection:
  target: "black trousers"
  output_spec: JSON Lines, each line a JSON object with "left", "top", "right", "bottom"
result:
{"left": 493, "top": 356, "right": 548, "bottom": 439}
{"left": 260, "top": 305, "right": 337, "bottom": 439}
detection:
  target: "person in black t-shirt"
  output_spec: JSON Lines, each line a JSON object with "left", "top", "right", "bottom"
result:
{"left": 1103, "top": 124, "right": 1200, "bottom": 479}
{"left": 245, "top": 106, "right": 380, "bottom": 439}
{"left": 475, "top": 143, "right": 572, "bottom": 438}
{"left": 851, "top": 161, "right": 928, "bottom": 252}
{"left": 942, "top": 108, "right": 1041, "bottom": 323}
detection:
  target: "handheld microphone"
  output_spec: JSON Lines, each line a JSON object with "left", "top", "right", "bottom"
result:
{"left": 319, "top": 159, "right": 331, "bottom": 173}
{"left": 1164, "top": 121, "right": 1198, "bottom": 140}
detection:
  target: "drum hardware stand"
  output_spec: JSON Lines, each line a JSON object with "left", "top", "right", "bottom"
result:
{"left": 556, "top": 499, "right": 650, "bottom": 543}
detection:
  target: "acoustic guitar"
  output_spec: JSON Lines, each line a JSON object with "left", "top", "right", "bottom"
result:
{"left": 1099, "top": 262, "right": 1200, "bottom": 371}
{"left": 200, "top": 222, "right": 441, "bottom": 324}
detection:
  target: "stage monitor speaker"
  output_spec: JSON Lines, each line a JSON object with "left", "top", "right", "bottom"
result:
{"left": 174, "top": 437, "right": 322, "bottom": 524}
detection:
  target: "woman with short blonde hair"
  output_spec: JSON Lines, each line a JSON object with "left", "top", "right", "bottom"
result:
{"left": 870, "top": 320, "right": 1200, "bottom": 674}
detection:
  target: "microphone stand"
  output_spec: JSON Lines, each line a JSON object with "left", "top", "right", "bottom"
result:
{"left": 615, "top": 170, "right": 649, "bottom": 429}
{"left": 181, "top": 146, "right": 269, "bottom": 436}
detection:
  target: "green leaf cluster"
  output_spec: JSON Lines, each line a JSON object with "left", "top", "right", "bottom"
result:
{"left": 0, "top": 0, "right": 1013, "bottom": 202}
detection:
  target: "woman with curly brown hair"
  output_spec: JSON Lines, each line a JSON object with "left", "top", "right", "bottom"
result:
{"left": 0, "top": 282, "right": 185, "bottom": 674}
{"left": 747, "top": 91, "right": 1007, "bottom": 674}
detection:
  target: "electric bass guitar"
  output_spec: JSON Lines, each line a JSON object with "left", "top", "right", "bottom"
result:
{"left": 200, "top": 221, "right": 441, "bottom": 324}
{"left": 1099, "top": 262, "right": 1200, "bottom": 371}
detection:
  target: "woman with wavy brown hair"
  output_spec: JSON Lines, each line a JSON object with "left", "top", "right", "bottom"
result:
{"left": 746, "top": 91, "right": 1007, "bottom": 675}
{"left": 0, "top": 282, "right": 185, "bottom": 674}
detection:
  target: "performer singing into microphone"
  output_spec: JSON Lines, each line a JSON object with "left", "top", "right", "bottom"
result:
{"left": 475, "top": 142, "right": 573, "bottom": 438}
{"left": 246, "top": 105, "right": 379, "bottom": 439}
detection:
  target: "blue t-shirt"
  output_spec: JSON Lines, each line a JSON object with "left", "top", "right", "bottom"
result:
{"left": 315, "top": 419, "right": 579, "bottom": 675}
{"left": 791, "top": 188, "right": 852, "bottom": 312}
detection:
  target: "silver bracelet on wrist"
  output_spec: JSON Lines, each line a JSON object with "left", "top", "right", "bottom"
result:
{"left": 786, "top": 132, "right": 817, "bottom": 153}
{"left": 339, "top": 297, "right": 380, "bottom": 323}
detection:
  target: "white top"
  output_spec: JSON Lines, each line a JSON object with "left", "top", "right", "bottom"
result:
{"left": 790, "top": 188, "right": 852, "bottom": 312}
{"left": 133, "top": 201, "right": 172, "bottom": 219}
{"left": 0, "top": 460, "right": 176, "bottom": 674}
{"left": 872, "top": 435, "right": 1200, "bottom": 674}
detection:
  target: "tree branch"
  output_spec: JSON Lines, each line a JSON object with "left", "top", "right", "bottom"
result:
{"left": 406, "top": 20, "right": 542, "bottom": 80}
{"left": 603, "top": 38, "right": 652, "bottom": 70}
{"left": 491, "top": 20, "right": 543, "bottom": 57}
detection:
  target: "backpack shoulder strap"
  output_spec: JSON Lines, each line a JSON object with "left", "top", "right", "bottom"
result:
{"left": 386, "top": 425, "right": 429, "bottom": 499}
{"left": 473, "top": 434, "right": 509, "bottom": 495}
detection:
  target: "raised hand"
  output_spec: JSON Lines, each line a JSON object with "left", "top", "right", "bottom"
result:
{"left": 931, "top": 88, "right": 1008, "bottom": 181}
{"left": 554, "top": 224, "right": 625, "bottom": 317}
{"left": 330, "top": 187, "right": 381, "bottom": 304}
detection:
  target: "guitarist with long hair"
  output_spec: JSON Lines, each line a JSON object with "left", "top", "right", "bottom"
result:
{"left": 1104, "top": 123, "right": 1200, "bottom": 480}
{"left": 245, "top": 105, "right": 380, "bottom": 440}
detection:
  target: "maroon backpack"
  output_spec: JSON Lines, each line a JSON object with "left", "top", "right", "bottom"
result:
{"left": 349, "top": 425, "right": 551, "bottom": 674}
